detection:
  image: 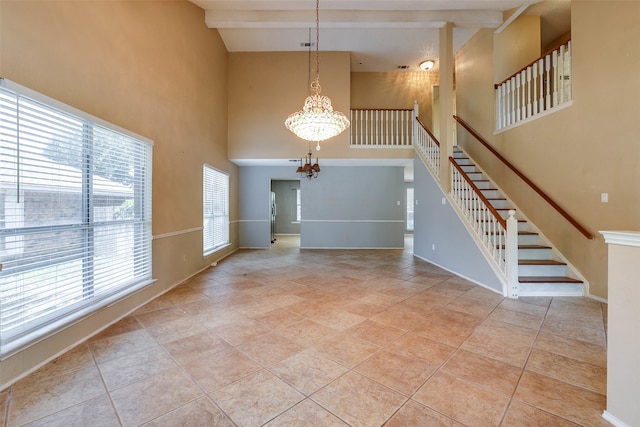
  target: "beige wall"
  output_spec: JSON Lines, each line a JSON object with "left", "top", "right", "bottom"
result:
{"left": 455, "top": 1, "right": 640, "bottom": 299}
{"left": 350, "top": 71, "right": 437, "bottom": 127}
{"left": 228, "top": 52, "right": 414, "bottom": 162}
{"left": 494, "top": 15, "right": 541, "bottom": 84}
{"left": 0, "top": 0, "right": 236, "bottom": 388}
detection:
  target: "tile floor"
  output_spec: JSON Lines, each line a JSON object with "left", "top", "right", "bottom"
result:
{"left": 0, "top": 236, "right": 610, "bottom": 426}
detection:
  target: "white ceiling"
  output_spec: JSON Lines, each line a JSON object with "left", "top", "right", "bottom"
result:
{"left": 188, "top": 0, "right": 555, "bottom": 73}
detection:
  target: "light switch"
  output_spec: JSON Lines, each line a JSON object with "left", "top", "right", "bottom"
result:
{"left": 601, "top": 193, "right": 608, "bottom": 203}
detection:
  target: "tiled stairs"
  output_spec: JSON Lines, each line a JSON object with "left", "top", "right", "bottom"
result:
{"left": 452, "top": 147, "right": 584, "bottom": 297}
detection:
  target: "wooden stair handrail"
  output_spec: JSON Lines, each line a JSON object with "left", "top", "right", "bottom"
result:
{"left": 449, "top": 157, "right": 507, "bottom": 229}
{"left": 416, "top": 117, "right": 440, "bottom": 147}
{"left": 453, "top": 115, "right": 593, "bottom": 240}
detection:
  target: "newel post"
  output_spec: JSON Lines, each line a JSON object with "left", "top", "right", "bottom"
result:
{"left": 505, "top": 209, "right": 519, "bottom": 298}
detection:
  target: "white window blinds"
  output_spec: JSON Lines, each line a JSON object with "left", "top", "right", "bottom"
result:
{"left": 203, "top": 165, "right": 229, "bottom": 255}
{"left": 0, "top": 79, "right": 153, "bottom": 357}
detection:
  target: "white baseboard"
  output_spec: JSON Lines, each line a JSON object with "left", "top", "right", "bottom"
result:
{"left": 602, "top": 410, "right": 629, "bottom": 427}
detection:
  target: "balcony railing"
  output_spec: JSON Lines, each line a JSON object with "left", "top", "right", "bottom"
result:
{"left": 495, "top": 41, "right": 572, "bottom": 131}
{"left": 350, "top": 108, "right": 413, "bottom": 147}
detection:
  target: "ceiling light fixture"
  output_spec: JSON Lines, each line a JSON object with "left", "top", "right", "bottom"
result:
{"left": 285, "top": 0, "right": 350, "bottom": 146}
{"left": 419, "top": 60, "right": 435, "bottom": 71}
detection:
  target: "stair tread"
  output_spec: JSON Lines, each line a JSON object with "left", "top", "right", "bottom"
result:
{"left": 519, "top": 259, "right": 566, "bottom": 266}
{"left": 519, "top": 276, "right": 583, "bottom": 283}
{"left": 499, "top": 244, "right": 551, "bottom": 249}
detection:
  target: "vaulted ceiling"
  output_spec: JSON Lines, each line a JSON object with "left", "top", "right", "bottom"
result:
{"left": 188, "top": 0, "right": 570, "bottom": 73}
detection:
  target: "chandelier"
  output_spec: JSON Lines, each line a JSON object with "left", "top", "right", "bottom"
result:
{"left": 285, "top": 0, "right": 350, "bottom": 144}
{"left": 296, "top": 147, "right": 320, "bottom": 179}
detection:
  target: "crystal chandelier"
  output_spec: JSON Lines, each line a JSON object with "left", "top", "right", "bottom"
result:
{"left": 296, "top": 147, "right": 320, "bottom": 180}
{"left": 285, "top": 0, "right": 350, "bottom": 144}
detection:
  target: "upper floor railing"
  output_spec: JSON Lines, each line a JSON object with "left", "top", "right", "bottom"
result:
{"left": 495, "top": 40, "right": 572, "bottom": 131}
{"left": 350, "top": 108, "right": 413, "bottom": 147}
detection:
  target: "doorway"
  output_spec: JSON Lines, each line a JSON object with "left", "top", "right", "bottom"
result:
{"left": 270, "top": 180, "right": 301, "bottom": 248}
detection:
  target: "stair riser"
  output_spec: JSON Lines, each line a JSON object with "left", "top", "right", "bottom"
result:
{"left": 518, "top": 264, "right": 568, "bottom": 276}
{"left": 480, "top": 189, "right": 501, "bottom": 199}
{"left": 487, "top": 200, "right": 511, "bottom": 209}
{"left": 517, "top": 234, "right": 540, "bottom": 245}
{"left": 518, "top": 248, "right": 553, "bottom": 260}
{"left": 519, "top": 283, "right": 583, "bottom": 297}
{"left": 455, "top": 159, "right": 474, "bottom": 166}
{"left": 472, "top": 181, "right": 493, "bottom": 190}
{"left": 459, "top": 165, "right": 477, "bottom": 173}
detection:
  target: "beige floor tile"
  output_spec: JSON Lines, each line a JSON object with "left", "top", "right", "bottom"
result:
{"left": 162, "top": 331, "right": 231, "bottom": 364}
{"left": 355, "top": 350, "right": 435, "bottom": 396}
{"left": 487, "top": 306, "right": 545, "bottom": 330}
{"left": 98, "top": 345, "right": 177, "bottom": 391}
{"left": 501, "top": 400, "right": 580, "bottom": 426}
{"left": 498, "top": 298, "right": 550, "bottom": 315}
{"left": 270, "top": 349, "right": 349, "bottom": 395}
{"left": 445, "top": 297, "right": 497, "bottom": 318}
{"left": 311, "top": 308, "right": 367, "bottom": 331}
{"left": 513, "top": 371, "right": 609, "bottom": 427}
{"left": 534, "top": 331, "right": 606, "bottom": 367}
{"left": 210, "top": 369, "right": 304, "bottom": 427}
{"left": 440, "top": 349, "right": 523, "bottom": 396}
{"left": 461, "top": 319, "right": 537, "bottom": 368}
{"left": 236, "top": 331, "right": 305, "bottom": 366}
{"left": 25, "top": 343, "right": 95, "bottom": 384}
{"left": 89, "top": 329, "right": 159, "bottom": 363}
{"left": 0, "top": 389, "right": 7, "bottom": 426}
{"left": 277, "top": 319, "right": 338, "bottom": 347}
{"left": 411, "top": 308, "right": 481, "bottom": 347}
{"left": 413, "top": 371, "right": 510, "bottom": 427}
{"left": 180, "top": 347, "right": 262, "bottom": 393}
{"left": 385, "top": 333, "right": 456, "bottom": 366}
{"left": 541, "top": 317, "right": 607, "bottom": 347}
{"left": 8, "top": 365, "right": 106, "bottom": 426}
{"left": 525, "top": 349, "right": 607, "bottom": 394}
{"left": 251, "top": 307, "right": 305, "bottom": 329}
{"left": 134, "top": 306, "right": 189, "bottom": 328}
{"left": 142, "top": 396, "right": 234, "bottom": 427}
{"left": 21, "top": 394, "right": 119, "bottom": 427}
{"left": 264, "top": 399, "right": 349, "bottom": 426}
{"left": 145, "top": 316, "right": 209, "bottom": 344}
{"left": 369, "top": 305, "right": 426, "bottom": 330}
{"left": 316, "top": 332, "right": 381, "bottom": 368}
{"left": 110, "top": 369, "right": 202, "bottom": 426}
{"left": 347, "top": 319, "right": 405, "bottom": 346}
{"left": 386, "top": 399, "right": 464, "bottom": 427}
{"left": 212, "top": 317, "right": 273, "bottom": 346}
{"left": 89, "top": 316, "right": 143, "bottom": 341}
{"left": 311, "top": 371, "right": 406, "bottom": 427}
{"left": 342, "top": 300, "right": 387, "bottom": 317}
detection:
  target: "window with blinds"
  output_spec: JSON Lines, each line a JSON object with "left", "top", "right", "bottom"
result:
{"left": 0, "top": 79, "right": 153, "bottom": 357}
{"left": 203, "top": 165, "right": 229, "bottom": 255}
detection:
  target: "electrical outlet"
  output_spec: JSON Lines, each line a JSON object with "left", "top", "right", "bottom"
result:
{"left": 432, "top": 244, "right": 436, "bottom": 251}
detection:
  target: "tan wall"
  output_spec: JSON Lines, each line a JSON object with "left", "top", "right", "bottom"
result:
{"left": 494, "top": 15, "right": 541, "bottom": 83}
{"left": 455, "top": 1, "right": 640, "bottom": 299}
{"left": 228, "top": 52, "right": 414, "bottom": 161}
{"left": 0, "top": 0, "right": 236, "bottom": 388}
{"left": 350, "top": 72, "right": 437, "bottom": 127}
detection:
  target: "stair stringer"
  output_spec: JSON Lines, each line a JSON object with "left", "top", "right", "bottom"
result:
{"left": 451, "top": 147, "right": 589, "bottom": 297}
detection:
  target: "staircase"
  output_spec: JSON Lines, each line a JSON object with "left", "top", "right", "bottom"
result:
{"left": 452, "top": 147, "right": 584, "bottom": 297}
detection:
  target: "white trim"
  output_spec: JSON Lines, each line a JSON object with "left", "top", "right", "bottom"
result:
{"left": 153, "top": 227, "right": 202, "bottom": 240}
{"left": 494, "top": 101, "right": 573, "bottom": 135}
{"left": 0, "top": 78, "right": 153, "bottom": 145}
{"left": 494, "top": 4, "right": 529, "bottom": 34}
{"left": 238, "top": 219, "right": 269, "bottom": 223}
{"left": 600, "top": 231, "right": 640, "bottom": 248}
{"left": 602, "top": 410, "right": 630, "bottom": 427}
{"left": 301, "top": 246, "right": 404, "bottom": 250}
{"left": 589, "top": 294, "right": 608, "bottom": 304}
